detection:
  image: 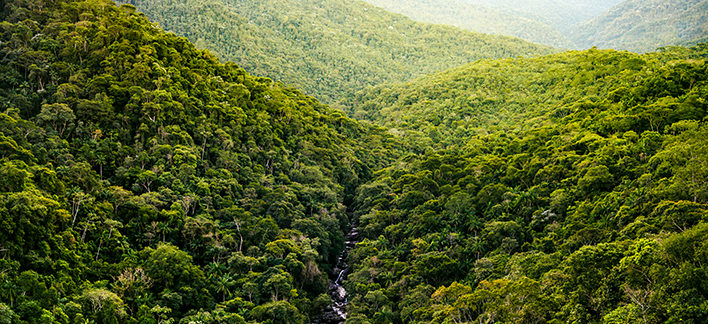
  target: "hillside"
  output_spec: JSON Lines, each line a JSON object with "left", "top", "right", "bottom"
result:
{"left": 359, "top": 0, "right": 627, "bottom": 49}
{"left": 366, "top": 0, "right": 708, "bottom": 53}
{"left": 340, "top": 48, "right": 676, "bottom": 151}
{"left": 358, "top": 0, "right": 575, "bottom": 48}
{"left": 117, "top": 0, "right": 555, "bottom": 103}
{"left": 2, "top": 0, "right": 708, "bottom": 323}
{"left": 464, "top": 0, "right": 623, "bottom": 33}
{"left": 572, "top": 0, "right": 708, "bottom": 52}
{"left": 341, "top": 45, "right": 708, "bottom": 322}
{"left": 0, "top": 0, "right": 398, "bottom": 322}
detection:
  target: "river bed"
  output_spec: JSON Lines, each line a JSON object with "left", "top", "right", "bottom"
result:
{"left": 312, "top": 224, "right": 360, "bottom": 324}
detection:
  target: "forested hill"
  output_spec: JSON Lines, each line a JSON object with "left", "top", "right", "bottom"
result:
{"left": 340, "top": 47, "right": 708, "bottom": 149}
{"left": 572, "top": 0, "right": 708, "bottom": 53}
{"left": 463, "top": 0, "right": 623, "bottom": 34}
{"left": 0, "top": 0, "right": 399, "bottom": 322}
{"left": 354, "top": 0, "right": 708, "bottom": 53}
{"left": 340, "top": 44, "right": 708, "bottom": 322}
{"left": 116, "top": 0, "right": 556, "bottom": 104}
{"left": 3, "top": 0, "right": 708, "bottom": 323}
{"left": 356, "top": 0, "right": 575, "bottom": 48}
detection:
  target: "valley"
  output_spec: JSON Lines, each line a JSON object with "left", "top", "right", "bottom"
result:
{"left": 0, "top": 0, "right": 707, "bottom": 323}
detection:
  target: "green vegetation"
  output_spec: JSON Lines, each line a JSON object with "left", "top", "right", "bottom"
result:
{"left": 572, "top": 0, "right": 708, "bottom": 53}
{"left": 358, "top": 0, "right": 708, "bottom": 53}
{"left": 2, "top": 0, "right": 708, "bottom": 323}
{"left": 465, "top": 0, "right": 623, "bottom": 33}
{"left": 0, "top": 0, "right": 399, "bottom": 322}
{"left": 116, "top": 0, "right": 555, "bottom": 103}
{"left": 340, "top": 44, "right": 708, "bottom": 322}
{"left": 358, "top": 0, "right": 575, "bottom": 48}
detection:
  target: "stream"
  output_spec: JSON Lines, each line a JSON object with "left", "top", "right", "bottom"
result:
{"left": 312, "top": 223, "right": 360, "bottom": 324}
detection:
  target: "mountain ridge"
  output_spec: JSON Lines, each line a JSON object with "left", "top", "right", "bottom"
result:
{"left": 358, "top": 0, "right": 576, "bottom": 48}
{"left": 117, "top": 0, "right": 555, "bottom": 104}
{"left": 572, "top": 0, "right": 708, "bottom": 52}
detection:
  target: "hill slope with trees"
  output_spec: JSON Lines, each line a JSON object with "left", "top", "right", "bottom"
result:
{"left": 116, "top": 0, "right": 555, "bottom": 103}
{"left": 572, "top": 0, "right": 708, "bottom": 52}
{"left": 340, "top": 45, "right": 708, "bottom": 323}
{"left": 357, "top": 0, "right": 575, "bottom": 48}
{"left": 0, "top": 0, "right": 400, "bottom": 322}
{"left": 2, "top": 0, "right": 708, "bottom": 323}
{"left": 358, "top": 0, "right": 708, "bottom": 53}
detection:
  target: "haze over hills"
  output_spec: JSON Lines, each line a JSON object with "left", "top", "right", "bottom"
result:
{"left": 356, "top": 0, "right": 576, "bottom": 48}
{"left": 360, "top": 0, "right": 708, "bottom": 52}
{"left": 360, "top": 0, "right": 623, "bottom": 48}
{"left": 572, "top": 0, "right": 708, "bottom": 52}
{"left": 463, "top": 0, "right": 623, "bottom": 33}
{"left": 117, "top": 0, "right": 554, "bottom": 104}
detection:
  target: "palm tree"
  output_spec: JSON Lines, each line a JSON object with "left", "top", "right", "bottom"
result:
{"left": 214, "top": 275, "right": 233, "bottom": 302}
{"left": 373, "top": 306, "right": 395, "bottom": 324}
{"left": 156, "top": 221, "right": 171, "bottom": 243}
{"left": 0, "top": 277, "right": 18, "bottom": 307}
{"left": 96, "top": 154, "right": 106, "bottom": 180}
{"left": 469, "top": 236, "right": 485, "bottom": 260}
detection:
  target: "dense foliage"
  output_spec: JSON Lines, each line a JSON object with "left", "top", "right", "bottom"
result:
{"left": 340, "top": 45, "right": 708, "bottom": 323}
{"left": 2, "top": 0, "right": 708, "bottom": 323}
{"left": 0, "top": 0, "right": 401, "bottom": 322}
{"left": 572, "top": 0, "right": 708, "bottom": 52}
{"left": 115, "top": 0, "right": 555, "bottom": 104}
{"left": 340, "top": 47, "right": 708, "bottom": 150}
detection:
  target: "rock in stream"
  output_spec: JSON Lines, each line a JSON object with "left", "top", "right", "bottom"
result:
{"left": 312, "top": 224, "right": 360, "bottom": 324}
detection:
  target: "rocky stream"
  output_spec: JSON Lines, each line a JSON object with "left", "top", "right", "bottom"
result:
{"left": 312, "top": 223, "right": 360, "bottom": 324}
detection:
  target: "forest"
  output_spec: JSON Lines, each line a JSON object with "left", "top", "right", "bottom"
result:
{"left": 0, "top": 0, "right": 400, "bottom": 322}
{"left": 359, "top": 0, "right": 708, "bottom": 53}
{"left": 1, "top": 0, "right": 708, "bottom": 323}
{"left": 572, "top": 0, "right": 708, "bottom": 53}
{"left": 114, "top": 0, "right": 554, "bottom": 104}
{"left": 355, "top": 0, "right": 574, "bottom": 48}
{"left": 340, "top": 44, "right": 708, "bottom": 323}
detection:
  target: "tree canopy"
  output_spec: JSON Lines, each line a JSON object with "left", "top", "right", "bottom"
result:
{"left": 115, "top": 0, "right": 555, "bottom": 103}
{"left": 1, "top": 0, "right": 708, "bottom": 323}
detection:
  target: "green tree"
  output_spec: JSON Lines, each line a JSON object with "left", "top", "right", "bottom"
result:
{"left": 79, "top": 288, "right": 127, "bottom": 324}
{"left": 36, "top": 103, "right": 75, "bottom": 137}
{"left": 250, "top": 300, "right": 303, "bottom": 324}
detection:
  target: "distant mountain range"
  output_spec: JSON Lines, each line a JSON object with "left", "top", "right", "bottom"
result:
{"left": 360, "top": 0, "right": 708, "bottom": 52}
{"left": 463, "top": 0, "right": 623, "bottom": 32}
{"left": 357, "top": 0, "right": 576, "bottom": 48}
{"left": 572, "top": 0, "right": 708, "bottom": 52}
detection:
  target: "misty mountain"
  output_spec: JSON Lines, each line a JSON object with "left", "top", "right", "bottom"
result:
{"left": 359, "top": 0, "right": 708, "bottom": 53}
{"left": 571, "top": 0, "right": 708, "bottom": 52}
{"left": 463, "top": 0, "right": 623, "bottom": 33}
{"left": 357, "top": 0, "right": 575, "bottom": 48}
